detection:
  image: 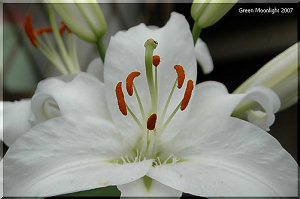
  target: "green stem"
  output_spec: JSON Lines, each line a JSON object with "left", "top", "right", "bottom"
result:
{"left": 192, "top": 22, "right": 202, "bottom": 45}
{"left": 133, "top": 84, "right": 146, "bottom": 122}
{"left": 126, "top": 104, "right": 143, "bottom": 130}
{"left": 48, "top": 6, "right": 76, "bottom": 74}
{"left": 162, "top": 102, "right": 181, "bottom": 132}
{"left": 96, "top": 38, "right": 106, "bottom": 62}
{"left": 160, "top": 79, "right": 177, "bottom": 124}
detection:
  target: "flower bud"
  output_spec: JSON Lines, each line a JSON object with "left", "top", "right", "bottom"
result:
{"left": 234, "top": 42, "right": 299, "bottom": 111}
{"left": 191, "top": 0, "right": 237, "bottom": 29}
{"left": 47, "top": 0, "right": 107, "bottom": 43}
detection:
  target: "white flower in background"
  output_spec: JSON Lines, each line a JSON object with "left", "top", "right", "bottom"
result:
{"left": 3, "top": 13, "right": 297, "bottom": 197}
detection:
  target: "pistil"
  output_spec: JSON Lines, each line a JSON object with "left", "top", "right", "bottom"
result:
{"left": 144, "top": 39, "right": 158, "bottom": 113}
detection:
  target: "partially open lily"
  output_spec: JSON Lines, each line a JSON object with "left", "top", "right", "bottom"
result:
{"left": 234, "top": 42, "right": 299, "bottom": 111}
{"left": 3, "top": 13, "right": 297, "bottom": 197}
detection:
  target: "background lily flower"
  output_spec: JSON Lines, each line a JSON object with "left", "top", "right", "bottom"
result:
{"left": 3, "top": 12, "right": 297, "bottom": 197}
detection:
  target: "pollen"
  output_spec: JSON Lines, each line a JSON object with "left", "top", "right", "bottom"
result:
{"left": 147, "top": 113, "right": 157, "bottom": 130}
{"left": 59, "top": 21, "right": 72, "bottom": 36}
{"left": 126, "top": 72, "right": 141, "bottom": 96}
{"left": 180, "top": 80, "right": 194, "bottom": 111}
{"left": 24, "top": 15, "right": 37, "bottom": 48}
{"left": 153, "top": 55, "right": 160, "bottom": 67}
{"left": 35, "top": 27, "right": 53, "bottom": 35}
{"left": 174, "top": 65, "right": 185, "bottom": 89}
{"left": 115, "top": 82, "right": 127, "bottom": 116}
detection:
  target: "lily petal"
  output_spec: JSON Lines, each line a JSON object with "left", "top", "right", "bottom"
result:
{"left": 2, "top": 99, "right": 32, "bottom": 146}
{"left": 149, "top": 117, "right": 298, "bottom": 197}
{"left": 104, "top": 12, "right": 196, "bottom": 145}
{"left": 117, "top": 177, "right": 182, "bottom": 197}
{"left": 87, "top": 58, "right": 104, "bottom": 82}
{"left": 3, "top": 116, "right": 152, "bottom": 197}
{"left": 31, "top": 72, "right": 111, "bottom": 124}
{"left": 188, "top": 81, "right": 280, "bottom": 131}
{"left": 195, "top": 38, "right": 214, "bottom": 74}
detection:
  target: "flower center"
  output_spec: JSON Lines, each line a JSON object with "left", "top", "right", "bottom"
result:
{"left": 114, "top": 38, "right": 194, "bottom": 165}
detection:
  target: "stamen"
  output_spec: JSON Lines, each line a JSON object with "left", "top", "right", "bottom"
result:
{"left": 174, "top": 65, "right": 185, "bottom": 89}
{"left": 181, "top": 80, "right": 194, "bottom": 111}
{"left": 115, "top": 82, "right": 127, "bottom": 115}
{"left": 59, "top": 21, "right": 72, "bottom": 36}
{"left": 153, "top": 55, "right": 160, "bottom": 67}
{"left": 126, "top": 72, "right": 141, "bottom": 96}
{"left": 35, "top": 27, "right": 53, "bottom": 35}
{"left": 24, "top": 15, "right": 37, "bottom": 48}
{"left": 147, "top": 113, "right": 157, "bottom": 130}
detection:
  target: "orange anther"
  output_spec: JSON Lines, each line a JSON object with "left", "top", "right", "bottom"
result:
{"left": 24, "top": 15, "right": 37, "bottom": 48}
{"left": 115, "top": 82, "right": 127, "bottom": 116}
{"left": 153, "top": 55, "right": 160, "bottom": 67}
{"left": 35, "top": 27, "right": 53, "bottom": 35}
{"left": 126, "top": 72, "right": 141, "bottom": 96}
{"left": 180, "top": 80, "right": 194, "bottom": 111}
{"left": 174, "top": 65, "right": 185, "bottom": 89}
{"left": 147, "top": 113, "right": 157, "bottom": 130}
{"left": 59, "top": 21, "right": 72, "bottom": 36}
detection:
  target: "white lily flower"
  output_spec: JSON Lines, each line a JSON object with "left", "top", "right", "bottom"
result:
{"left": 3, "top": 13, "right": 297, "bottom": 197}
{"left": 234, "top": 42, "right": 299, "bottom": 111}
{"left": 47, "top": 0, "right": 107, "bottom": 43}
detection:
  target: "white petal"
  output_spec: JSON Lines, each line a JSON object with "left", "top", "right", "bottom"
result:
{"left": 3, "top": 99, "right": 32, "bottom": 146}
{"left": 246, "top": 109, "right": 268, "bottom": 130}
{"left": 188, "top": 81, "right": 280, "bottom": 131}
{"left": 104, "top": 12, "right": 197, "bottom": 144}
{"left": 31, "top": 72, "right": 111, "bottom": 124}
{"left": 149, "top": 117, "right": 298, "bottom": 197}
{"left": 3, "top": 116, "right": 152, "bottom": 197}
{"left": 195, "top": 38, "right": 214, "bottom": 74}
{"left": 87, "top": 58, "right": 104, "bottom": 82}
{"left": 117, "top": 177, "right": 182, "bottom": 197}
